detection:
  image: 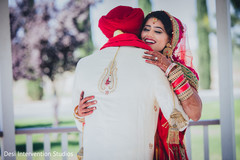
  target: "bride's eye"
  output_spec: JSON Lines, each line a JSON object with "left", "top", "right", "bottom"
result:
{"left": 143, "top": 27, "right": 150, "bottom": 31}
{"left": 155, "top": 31, "right": 162, "bottom": 34}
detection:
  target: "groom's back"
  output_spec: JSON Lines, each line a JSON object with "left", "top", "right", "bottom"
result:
{"left": 73, "top": 46, "right": 164, "bottom": 160}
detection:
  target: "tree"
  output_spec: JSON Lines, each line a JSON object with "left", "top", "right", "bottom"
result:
{"left": 230, "top": 0, "right": 240, "bottom": 52}
{"left": 138, "top": 0, "right": 152, "bottom": 16}
{"left": 10, "top": 0, "right": 95, "bottom": 126}
{"left": 197, "top": 0, "right": 211, "bottom": 89}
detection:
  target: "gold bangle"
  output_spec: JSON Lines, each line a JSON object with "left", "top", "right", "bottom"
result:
{"left": 168, "top": 65, "right": 182, "bottom": 77}
{"left": 188, "top": 79, "right": 198, "bottom": 91}
{"left": 177, "top": 87, "right": 193, "bottom": 101}
{"left": 168, "top": 70, "right": 184, "bottom": 83}
{"left": 73, "top": 105, "right": 85, "bottom": 123}
{"left": 176, "top": 62, "right": 199, "bottom": 91}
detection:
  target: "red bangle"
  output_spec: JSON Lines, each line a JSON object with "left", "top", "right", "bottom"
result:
{"left": 172, "top": 74, "right": 185, "bottom": 88}
{"left": 175, "top": 82, "right": 190, "bottom": 95}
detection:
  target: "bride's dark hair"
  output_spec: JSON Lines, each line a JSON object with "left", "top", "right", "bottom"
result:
{"left": 140, "top": 11, "right": 173, "bottom": 40}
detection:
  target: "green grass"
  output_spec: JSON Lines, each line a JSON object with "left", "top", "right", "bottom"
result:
{"left": 14, "top": 118, "right": 78, "bottom": 160}
{"left": 191, "top": 99, "right": 240, "bottom": 160}
{"left": 4, "top": 99, "right": 240, "bottom": 160}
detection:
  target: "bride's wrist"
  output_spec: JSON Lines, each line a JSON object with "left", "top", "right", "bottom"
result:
{"left": 165, "top": 63, "right": 177, "bottom": 76}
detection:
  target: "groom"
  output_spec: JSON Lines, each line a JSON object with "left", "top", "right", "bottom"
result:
{"left": 73, "top": 5, "right": 189, "bottom": 160}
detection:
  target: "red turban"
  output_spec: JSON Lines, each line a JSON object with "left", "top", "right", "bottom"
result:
{"left": 98, "top": 6, "right": 144, "bottom": 38}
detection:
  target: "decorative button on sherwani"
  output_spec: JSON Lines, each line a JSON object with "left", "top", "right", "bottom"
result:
{"left": 154, "top": 106, "right": 158, "bottom": 112}
{"left": 149, "top": 143, "right": 153, "bottom": 149}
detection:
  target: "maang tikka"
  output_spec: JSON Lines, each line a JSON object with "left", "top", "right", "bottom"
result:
{"left": 153, "top": 17, "right": 157, "bottom": 24}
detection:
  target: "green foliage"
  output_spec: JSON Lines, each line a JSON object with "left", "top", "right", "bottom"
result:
{"left": 138, "top": 0, "right": 152, "bottom": 16}
{"left": 74, "top": 14, "right": 94, "bottom": 59}
{"left": 74, "top": 41, "right": 93, "bottom": 58}
{"left": 231, "top": 0, "right": 240, "bottom": 12}
{"left": 230, "top": 0, "right": 240, "bottom": 52}
{"left": 197, "top": 0, "right": 211, "bottom": 89}
{"left": 27, "top": 78, "right": 43, "bottom": 100}
{"left": 231, "top": 14, "right": 240, "bottom": 26}
{"left": 10, "top": 0, "right": 94, "bottom": 81}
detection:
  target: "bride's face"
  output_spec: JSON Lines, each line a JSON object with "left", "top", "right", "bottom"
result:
{"left": 141, "top": 17, "right": 169, "bottom": 52}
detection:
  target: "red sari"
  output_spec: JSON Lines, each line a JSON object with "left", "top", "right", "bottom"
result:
{"left": 154, "top": 109, "right": 188, "bottom": 160}
{"left": 153, "top": 62, "right": 199, "bottom": 160}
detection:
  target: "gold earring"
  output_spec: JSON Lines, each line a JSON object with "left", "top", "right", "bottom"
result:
{"left": 163, "top": 43, "right": 173, "bottom": 57}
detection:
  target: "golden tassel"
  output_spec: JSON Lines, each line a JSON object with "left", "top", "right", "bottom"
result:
{"left": 77, "top": 147, "right": 84, "bottom": 160}
{"left": 167, "top": 124, "right": 179, "bottom": 144}
{"left": 77, "top": 119, "right": 85, "bottom": 160}
{"left": 73, "top": 105, "right": 85, "bottom": 160}
{"left": 168, "top": 108, "right": 188, "bottom": 130}
{"left": 167, "top": 88, "right": 188, "bottom": 145}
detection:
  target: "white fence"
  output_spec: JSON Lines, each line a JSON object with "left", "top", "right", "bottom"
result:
{"left": 186, "top": 119, "right": 220, "bottom": 160}
{"left": 15, "top": 126, "right": 80, "bottom": 160}
{"left": 0, "top": 119, "right": 220, "bottom": 160}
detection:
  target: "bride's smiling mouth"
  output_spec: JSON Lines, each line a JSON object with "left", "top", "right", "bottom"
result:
{"left": 144, "top": 38, "right": 156, "bottom": 45}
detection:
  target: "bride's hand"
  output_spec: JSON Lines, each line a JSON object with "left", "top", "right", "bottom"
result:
{"left": 142, "top": 50, "right": 172, "bottom": 72}
{"left": 77, "top": 91, "right": 97, "bottom": 117}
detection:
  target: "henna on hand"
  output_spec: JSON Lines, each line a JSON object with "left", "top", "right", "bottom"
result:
{"left": 77, "top": 91, "right": 97, "bottom": 117}
{"left": 143, "top": 51, "right": 172, "bottom": 72}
